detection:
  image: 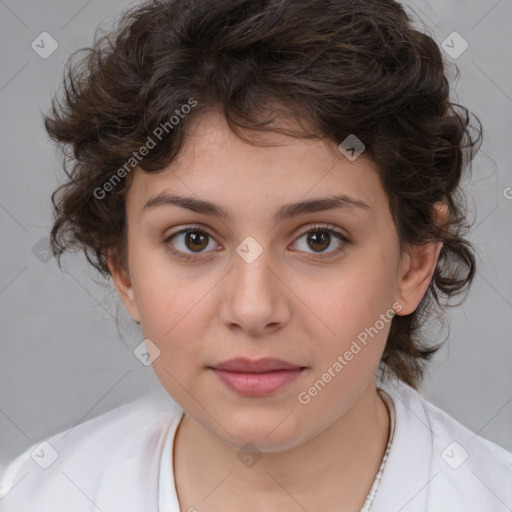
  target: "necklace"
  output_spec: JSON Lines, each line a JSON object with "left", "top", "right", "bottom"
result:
{"left": 359, "top": 388, "right": 395, "bottom": 512}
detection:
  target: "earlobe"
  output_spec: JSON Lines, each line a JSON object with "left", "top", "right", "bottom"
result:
{"left": 107, "top": 253, "right": 141, "bottom": 323}
{"left": 395, "top": 240, "right": 443, "bottom": 316}
{"left": 394, "top": 202, "right": 448, "bottom": 316}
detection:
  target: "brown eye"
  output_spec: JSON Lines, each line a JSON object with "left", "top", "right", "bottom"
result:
{"left": 306, "top": 230, "right": 331, "bottom": 252}
{"left": 292, "top": 225, "right": 349, "bottom": 259}
{"left": 183, "top": 231, "right": 209, "bottom": 252}
{"left": 164, "top": 227, "right": 218, "bottom": 259}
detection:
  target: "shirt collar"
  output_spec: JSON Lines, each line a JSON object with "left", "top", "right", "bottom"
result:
{"left": 370, "top": 377, "right": 434, "bottom": 512}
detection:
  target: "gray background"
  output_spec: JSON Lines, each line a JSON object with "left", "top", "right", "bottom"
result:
{"left": 0, "top": 0, "right": 511, "bottom": 471}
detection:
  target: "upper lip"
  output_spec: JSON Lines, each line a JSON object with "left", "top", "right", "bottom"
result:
{"left": 210, "top": 357, "right": 304, "bottom": 373}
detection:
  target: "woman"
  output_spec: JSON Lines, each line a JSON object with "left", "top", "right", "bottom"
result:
{"left": 1, "top": 0, "right": 511, "bottom": 510}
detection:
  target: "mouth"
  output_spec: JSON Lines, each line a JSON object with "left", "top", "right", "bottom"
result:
{"left": 208, "top": 358, "right": 306, "bottom": 397}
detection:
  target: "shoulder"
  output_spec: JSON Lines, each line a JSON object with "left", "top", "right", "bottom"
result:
{"left": 400, "top": 380, "right": 512, "bottom": 467}
{"left": 379, "top": 377, "right": 512, "bottom": 511}
{"left": 0, "top": 393, "right": 184, "bottom": 512}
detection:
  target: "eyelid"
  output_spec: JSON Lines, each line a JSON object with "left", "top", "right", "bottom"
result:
{"left": 294, "top": 223, "right": 349, "bottom": 240}
{"left": 164, "top": 224, "right": 214, "bottom": 239}
{"left": 291, "top": 223, "right": 350, "bottom": 259}
{"left": 163, "top": 223, "right": 350, "bottom": 260}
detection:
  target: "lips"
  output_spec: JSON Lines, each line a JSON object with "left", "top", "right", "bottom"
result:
{"left": 209, "top": 357, "right": 306, "bottom": 396}
{"left": 211, "top": 357, "right": 303, "bottom": 373}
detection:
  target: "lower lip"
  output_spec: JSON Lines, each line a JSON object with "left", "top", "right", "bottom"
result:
{"left": 210, "top": 368, "right": 304, "bottom": 396}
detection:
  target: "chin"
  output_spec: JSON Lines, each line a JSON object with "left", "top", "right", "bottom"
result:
{"left": 211, "top": 409, "right": 308, "bottom": 453}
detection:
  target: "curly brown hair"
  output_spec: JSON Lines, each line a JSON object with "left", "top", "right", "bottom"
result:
{"left": 45, "top": 0, "right": 481, "bottom": 389}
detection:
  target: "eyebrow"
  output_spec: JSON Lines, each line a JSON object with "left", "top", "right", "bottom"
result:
{"left": 142, "top": 193, "right": 371, "bottom": 222}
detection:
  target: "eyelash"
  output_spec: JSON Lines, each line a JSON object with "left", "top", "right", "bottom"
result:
{"left": 162, "top": 224, "right": 350, "bottom": 262}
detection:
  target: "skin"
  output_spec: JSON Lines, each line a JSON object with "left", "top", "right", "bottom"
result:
{"left": 108, "top": 109, "right": 445, "bottom": 512}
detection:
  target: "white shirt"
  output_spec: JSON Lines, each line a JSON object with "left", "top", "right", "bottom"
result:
{"left": 1, "top": 376, "right": 511, "bottom": 512}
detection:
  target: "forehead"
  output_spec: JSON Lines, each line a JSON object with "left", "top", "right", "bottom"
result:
{"left": 126, "top": 110, "right": 385, "bottom": 219}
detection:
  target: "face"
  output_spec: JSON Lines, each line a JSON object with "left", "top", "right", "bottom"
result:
{"left": 110, "top": 109, "right": 441, "bottom": 452}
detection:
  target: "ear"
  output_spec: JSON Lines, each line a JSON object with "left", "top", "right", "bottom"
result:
{"left": 107, "top": 251, "right": 141, "bottom": 323}
{"left": 394, "top": 203, "right": 448, "bottom": 316}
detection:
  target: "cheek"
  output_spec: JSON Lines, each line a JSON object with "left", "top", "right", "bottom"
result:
{"left": 129, "top": 250, "right": 216, "bottom": 365}
{"left": 129, "top": 242, "right": 194, "bottom": 329}
{"left": 297, "top": 280, "right": 393, "bottom": 414}
{"left": 132, "top": 265, "right": 211, "bottom": 403}
{"left": 307, "top": 253, "right": 397, "bottom": 363}
{"left": 136, "top": 278, "right": 207, "bottom": 342}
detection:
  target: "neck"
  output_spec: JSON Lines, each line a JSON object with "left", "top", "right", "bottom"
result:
{"left": 173, "top": 379, "right": 390, "bottom": 512}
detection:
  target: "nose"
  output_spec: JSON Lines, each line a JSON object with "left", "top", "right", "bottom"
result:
{"left": 218, "top": 245, "right": 291, "bottom": 337}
